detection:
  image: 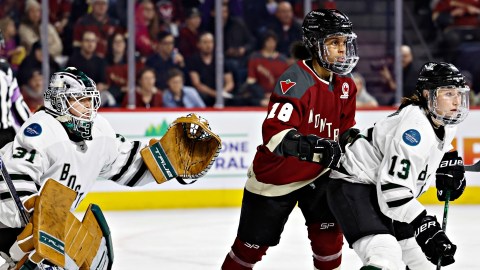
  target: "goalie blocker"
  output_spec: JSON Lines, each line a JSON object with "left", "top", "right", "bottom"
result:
{"left": 141, "top": 113, "right": 222, "bottom": 184}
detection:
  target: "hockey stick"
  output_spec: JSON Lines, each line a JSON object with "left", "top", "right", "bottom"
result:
{"left": 465, "top": 160, "right": 480, "bottom": 172}
{"left": 0, "top": 156, "right": 29, "bottom": 226}
{"left": 436, "top": 190, "right": 451, "bottom": 270}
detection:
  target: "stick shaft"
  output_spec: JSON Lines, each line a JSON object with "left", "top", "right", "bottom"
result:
{"left": 0, "top": 156, "right": 29, "bottom": 226}
{"left": 436, "top": 191, "right": 451, "bottom": 270}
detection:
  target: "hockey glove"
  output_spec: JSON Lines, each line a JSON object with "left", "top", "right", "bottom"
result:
{"left": 339, "top": 128, "right": 360, "bottom": 152}
{"left": 436, "top": 151, "right": 466, "bottom": 201}
{"left": 411, "top": 211, "right": 456, "bottom": 266}
{"left": 298, "top": 134, "right": 342, "bottom": 168}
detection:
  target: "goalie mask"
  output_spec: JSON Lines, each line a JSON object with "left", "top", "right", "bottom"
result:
{"left": 416, "top": 62, "right": 469, "bottom": 126}
{"left": 302, "top": 9, "right": 359, "bottom": 75}
{"left": 44, "top": 67, "right": 101, "bottom": 140}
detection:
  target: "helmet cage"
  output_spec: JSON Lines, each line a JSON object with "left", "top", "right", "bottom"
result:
{"left": 45, "top": 69, "right": 101, "bottom": 140}
{"left": 308, "top": 32, "right": 359, "bottom": 75}
{"left": 427, "top": 85, "right": 470, "bottom": 125}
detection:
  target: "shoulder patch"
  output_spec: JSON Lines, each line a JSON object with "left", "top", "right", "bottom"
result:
{"left": 24, "top": 123, "right": 43, "bottom": 137}
{"left": 402, "top": 129, "right": 421, "bottom": 146}
{"left": 280, "top": 79, "right": 296, "bottom": 94}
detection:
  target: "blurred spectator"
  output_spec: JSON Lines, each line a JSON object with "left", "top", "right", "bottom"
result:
{"left": 17, "top": 41, "right": 59, "bottom": 88}
{"left": 0, "top": 1, "right": 22, "bottom": 25}
{"left": 0, "top": 17, "right": 26, "bottom": 71}
{"left": 376, "top": 45, "right": 421, "bottom": 105}
{"left": 135, "top": 0, "right": 160, "bottom": 58}
{"left": 178, "top": 7, "right": 202, "bottom": 59}
{"left": 73, "top": 0, "right": 121, "bottom": 58}
{"left": 239, "top": 30, "right": 289, "bottom": 107}
{"left": 122, "top": 68, "right": 163, "bottom": 108}
{"left": 67, "top": 31, "right": 111, "bottom": 106}
{"left": 266, "top": 1, "right": 302, "bottom": 58}
{"left": 169, "top": 0, "right": 201, "bottom": 22}
{"left": 20, "top": 68, "right": 44, "bottom": 111}
{"left": 187, "top": 32, "right": 235, "bottom": 107}
{"left": 200, "top": 0, "right": 243, "bottom": 27}
{"left": 47, "top": 0, "right": 72, "bottom": 36}
{"left": 18, "top": 0, "right": 63, "bottom": 57}
{"left": 156, "top": 0, "right": 180, "bottom": 37}
{"left": 243, "top": 0, "right": 278, "bottom": 42}
{"left": 433, "top": 0, "right": 480, "bottom": 61}
{"left": 145, "top": 31, "right": 185, "bottom": 90}
{"left": 205, "top": 1, "right": 255, "bottom": 88}
{"left": 105, "top": 32, "right": 136, "bottom": 106}
{"left": 163, "top": 68, "right": 205, "bottom": 108}
{"left": 352, "top": 72, "right": 378, "bottom": 108}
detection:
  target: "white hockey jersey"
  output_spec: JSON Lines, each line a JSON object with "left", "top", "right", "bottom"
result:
{"left": 330, "top": 105, "right": 457, "bottom": 224}
{"left": 0, "top": 110, "right": 155, "bottom": 228}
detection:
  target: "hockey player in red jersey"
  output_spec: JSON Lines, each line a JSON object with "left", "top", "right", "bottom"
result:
{"left": 221, "top": 9, "right": 359, "bottom": 270}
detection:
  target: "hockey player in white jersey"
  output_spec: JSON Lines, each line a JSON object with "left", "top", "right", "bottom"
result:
{"left": 0, "top": 67, "right": 220, "bottom": 270}
{"left": 328, "top": 62, "right": 469, "bottom": 270}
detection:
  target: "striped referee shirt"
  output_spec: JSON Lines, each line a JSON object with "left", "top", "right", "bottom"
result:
{"left": 0, "top": 59, "right": 31, "bottom": 130}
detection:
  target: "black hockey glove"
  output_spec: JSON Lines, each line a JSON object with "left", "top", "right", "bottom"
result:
{"left": 411, "top": 211, "right": 456, "bottom": 266}
{"left": 436, "top": 151, "right": 466, "bottom": 201}
{"left": 339, "top": 128, "right": 360, "bottom": 152}
{"left": 281, "top": 131, "right": 341, "bottom": 168}
{"left": 298, "top": 134, "right": 342, "bottom": 168}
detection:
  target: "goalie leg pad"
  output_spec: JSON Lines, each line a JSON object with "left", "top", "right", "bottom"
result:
{"left": 221, "top": 237, "right": 268, "bottom": 270}
{"left": 307, "top": 223, "right": 343, "bottom": 270}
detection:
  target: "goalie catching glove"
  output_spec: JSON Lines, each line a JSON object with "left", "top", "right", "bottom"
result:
{"left": 141, "top": 113, "right": 222, "bottom": 184}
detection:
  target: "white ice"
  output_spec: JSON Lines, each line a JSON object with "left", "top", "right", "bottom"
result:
{"left": 1, "top": 205, "right": 478, "bottom": 269}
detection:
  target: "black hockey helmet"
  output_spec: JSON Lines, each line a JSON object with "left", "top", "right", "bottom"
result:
{"left": 416, "top": 62, "right": 470, "bottom": 125}
{"left": 302, "top": 9, "right": 359, "bottom": 75}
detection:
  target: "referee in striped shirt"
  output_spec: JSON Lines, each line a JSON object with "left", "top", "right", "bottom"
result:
{"left": 0, "top": 30, "right": 31, "bottom": 149}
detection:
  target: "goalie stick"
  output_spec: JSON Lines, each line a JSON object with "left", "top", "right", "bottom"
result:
{"left": 465, "top": 160, "right": 480, "bottom": 172}
{"left": 0, "top": 156, "right": 29, "bottom": 226}
{"left": 0, "top": 156, "right": 49, "bottom": 270}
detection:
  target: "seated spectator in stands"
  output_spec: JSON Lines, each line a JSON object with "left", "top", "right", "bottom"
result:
{"left": 106, "top": 32, "right": 144, "bottom": 106}
{"left": 146, "top": 31, "right": 185, "bottom": 90}
{"left": 187, "top": 32, "right": 235, "bottom": 107}
{"left": 243, "top": 0, "right": 278, "bottom": 42}
{"left": 18, "top": 0, "right": 63, "bottom": 58}
{"left": 135, "top": 0, "right": 160, "bottom": 58}
{"left": 433, "top": 0, "right": 480, "bottom": 42}
{"left": 266, "top": 1, "right": 302, "bottom": 59}
{"left": 17, "top": 41, "right": 59, "bottom": 88}
{"left": 376, "top": 45, "right": 421, "bottom": 105}
{"left": 67, "top": 31, "right": 112, "bottom": 106}
{"left": 156, "top": 0, "right": 180, "bottom": 37}
{"left": 0, "top": 17, "right": 25, "bottom": 71}
{"left": 163, "top": 68, "right": 205, "bottom": 108}
{"left": 205, "top": 1, "right": 255, "bottom": 87}
{"left": 20, "top": 68, "right": 43, "bottom": 112}
{"left": 239, "top": 30, "right": 289, "bottom": 107}
{"left": 352, "top": 72, "right": 379, "bottom": 108}
{"left": 178, "top": 7, "right": 202, "bottom": 59}
{"left": 73, "top": 0, "right": 121, "bottom": 58}
{"left": 122, "top": 68, "right": 163, "bottom": 108}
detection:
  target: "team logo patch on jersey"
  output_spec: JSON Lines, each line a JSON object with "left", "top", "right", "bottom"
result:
{"left": 402, "top": 129, "right": 421, "bottom": 146}
{"left": 340, "top": 82, "right": 349, "bottom": 99}
{"left": 24, "top": 123, "right": 42, "bottom": 137}
{"left": 280, "top": 79, "right": 296, "bottom": 94}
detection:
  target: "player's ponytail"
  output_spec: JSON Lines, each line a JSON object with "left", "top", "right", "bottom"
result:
{"left": 290, "top": 41, "right": 311, "bottom": 60}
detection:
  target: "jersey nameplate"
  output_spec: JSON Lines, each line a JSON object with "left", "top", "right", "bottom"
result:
{"left": 24, "top": 123, "right": 43, "bottom": 137}
{"left": 402, "top": 129, "right": 421, "bottom": 146}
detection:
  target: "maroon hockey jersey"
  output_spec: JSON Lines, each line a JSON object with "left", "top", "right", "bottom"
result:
{"left": 252, "top": 60, "right": 357, "bottom": 186}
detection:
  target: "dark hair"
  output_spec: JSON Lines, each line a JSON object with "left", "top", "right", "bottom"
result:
{"left": 105, "top": 32, "right": 127, "bottom": 65}
{"left": 166, "top": 68, "right": 184, "bottom": 81}
{"left": 398, "top": 93, "right": 424, "bottom": 110}
{"left": 290, "top": 41, "right": 311, "bottom": 60}
{"left": 157, "top": 31, "right": 173, "bottom": 42}
{"left": 136, "top": 67, "right": 156, "bottom": 85}
{"left": 261, "top": 30, "right": 278, "bottom": 48}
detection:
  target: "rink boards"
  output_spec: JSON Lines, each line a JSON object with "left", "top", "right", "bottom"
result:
{"left": 77, "top": 108, "right": 480, "bottom": 211}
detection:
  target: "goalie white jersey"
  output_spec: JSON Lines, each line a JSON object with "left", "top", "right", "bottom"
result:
{"left": 0, "top": 110, "right": 155, "bottom": 228}
{"left": 330, "top": 105, "right": 457, "bottom": 223}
